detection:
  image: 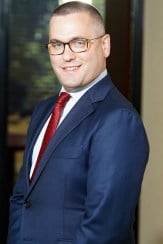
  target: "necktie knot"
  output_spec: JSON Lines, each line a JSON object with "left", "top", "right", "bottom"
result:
{"left": 56, "top": 92, "right": 71, "bottom": 107}
{"left": 49, "top": 92, "right": 71, "bottom": 133}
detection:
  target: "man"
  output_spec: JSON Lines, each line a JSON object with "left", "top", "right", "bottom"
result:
{"left": 7, "top": 1, "right": 149, "bottom": 243}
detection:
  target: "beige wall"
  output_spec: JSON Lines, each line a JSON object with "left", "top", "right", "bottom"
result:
{"left": 139, "top": 0, "right": 163, "bottom": 243}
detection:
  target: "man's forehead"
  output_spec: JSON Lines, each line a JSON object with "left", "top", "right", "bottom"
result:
{"left": 49, "top": 12, "right": 93, "bottom": 32}
{"left": 49, "top": 12, "right": 100, "bottom": 40}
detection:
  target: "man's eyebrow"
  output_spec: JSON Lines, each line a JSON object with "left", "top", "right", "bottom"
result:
{"left": 49, "top": 36, "right": 87, "bottom": 43}
{"left": 49, "top": 38, "right": 61, "bottom": 43}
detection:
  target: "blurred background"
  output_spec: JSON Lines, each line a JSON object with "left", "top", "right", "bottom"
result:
{"left": 0, "top": 0, "right": 162, "bottom": 243}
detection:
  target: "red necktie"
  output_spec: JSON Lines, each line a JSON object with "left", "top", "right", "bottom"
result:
{"left": 30, "top": 92, "right": 71, "bottom": 182}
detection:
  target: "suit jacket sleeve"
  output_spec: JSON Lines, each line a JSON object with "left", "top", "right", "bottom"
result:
{"left": 73, "top": 109, "right": 149, "bottom": 244}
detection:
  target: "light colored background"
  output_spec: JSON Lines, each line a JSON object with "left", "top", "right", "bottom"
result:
{"left": 139, "top": 0, "right": 163, "bottom": 243}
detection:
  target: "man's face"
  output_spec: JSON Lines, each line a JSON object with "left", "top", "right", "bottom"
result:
{"left": 49, "top": 12, "right": 110, "bottom": 92}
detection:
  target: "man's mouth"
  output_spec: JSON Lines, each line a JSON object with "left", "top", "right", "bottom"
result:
{"left": 62, "top": 65, "right": 81, "bottom": 71}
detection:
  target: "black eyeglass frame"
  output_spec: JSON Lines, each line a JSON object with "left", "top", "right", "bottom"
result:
{"left": 45, "top": 34, "right": 105, "bottom": 55}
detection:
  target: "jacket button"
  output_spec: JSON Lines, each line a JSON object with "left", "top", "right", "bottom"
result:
{"left": 24, "top": 201, "right": 31, "bottom": 208}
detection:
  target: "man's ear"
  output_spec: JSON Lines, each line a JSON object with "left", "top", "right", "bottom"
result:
{"left": 102, "top": 34, "right": 111, "bottom": 58}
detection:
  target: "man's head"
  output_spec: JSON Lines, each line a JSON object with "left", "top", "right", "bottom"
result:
{"left": 48, "top": 1, "right": 110, "bottom": 92}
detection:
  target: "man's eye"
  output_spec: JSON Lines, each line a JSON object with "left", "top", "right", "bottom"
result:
{"left": 51, "top": 42, "right": 62, "bottom": 48}
{"left": 73, "top": 39, "right": 86, "bottom": 47}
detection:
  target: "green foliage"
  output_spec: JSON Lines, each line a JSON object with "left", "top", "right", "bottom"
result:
{"left": 8, "top": 0, "right": 60, "bottom": 115}
{"left": 93, "top": 0, "right": 106, "bottom": 19}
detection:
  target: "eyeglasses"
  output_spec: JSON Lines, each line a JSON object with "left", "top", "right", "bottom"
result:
{"left": 45, "top": 34, "right": 105, "bottom": 55}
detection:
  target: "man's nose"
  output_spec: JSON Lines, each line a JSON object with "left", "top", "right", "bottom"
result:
{"left": 62, "top": 44, "right": 76, "bottom": 61}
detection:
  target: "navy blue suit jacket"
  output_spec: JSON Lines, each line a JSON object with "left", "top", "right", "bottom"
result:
{"left": 7, "top": 75, "right": 149, "bottom": 244}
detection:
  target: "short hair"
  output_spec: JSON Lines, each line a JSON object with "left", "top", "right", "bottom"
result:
{"left": 51, "top": 1, "right": 105, "bottom": 35}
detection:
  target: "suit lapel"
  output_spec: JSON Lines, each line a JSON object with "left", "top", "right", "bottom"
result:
{"left": 24, "top": 96, "right": 58, "bottom": 188}
{"left": 25, "top": 75, "right": 114, "bottom": 196}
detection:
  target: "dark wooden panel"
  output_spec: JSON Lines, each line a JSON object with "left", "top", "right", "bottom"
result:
{"left": 0, "top": 0, "right": 10, "bottom": 242}
{"left": 105, "top": 0, "right": 131, "bottom": 99}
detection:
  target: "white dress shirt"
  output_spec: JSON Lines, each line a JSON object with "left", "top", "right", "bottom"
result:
{"left": 30, "top": 70, "right": 107, "bottom": 177}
